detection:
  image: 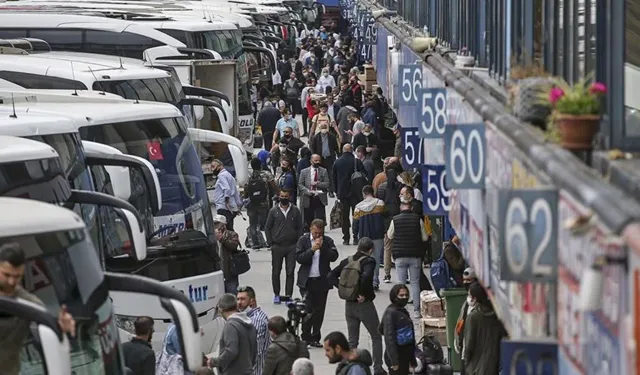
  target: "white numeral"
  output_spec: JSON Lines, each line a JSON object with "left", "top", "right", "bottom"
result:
{"left": 404, "top": 131, "right": 415, "bottom": 165}
{"left": 425, "top": 168, "right": 450, "bottom": 212}
{"left": 401, "top": 68, "right": 412, "bottom": 102}
{"left": 426, "top": 169, "right": 440, "bottom": 211}
{"left": 450, "top": 128, "right": 485, "bottom": 185}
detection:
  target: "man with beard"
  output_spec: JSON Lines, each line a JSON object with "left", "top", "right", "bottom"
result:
{"left": 323, "top": 331, "right": 373, "bottom": 375}
{"left": 122, "top": 316, "right": 156, "bottom": 375}
{"left": 0, "top": 243, "right": 76, "bottom": 375}
{"left": 237, "top": 286, "right": 271, "bottom": 375}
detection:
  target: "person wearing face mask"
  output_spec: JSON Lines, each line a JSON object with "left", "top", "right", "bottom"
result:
{"left": 207, "top": 294, "right": 257, "bottom": 375}
{"left": 462, "top": 283, "right": 507, "bottom": 375}
{"left": 309, "top": 122, "right": 340, "bottom": 198}
{"left": 265, "top": 189, "right": 304, "bottom": 303}
{"left": 386, "top": 195, "right": 429, "bottom": 319}
{"left": 274, "top": 109, "right": 299, "bottom": 145}
{"left": 284, "top": 72, "right": 301, "bottom": 117}
{"left": 379, "top": 284, "right": 417, "bottom": 375}
{"left": 215, "top": 215, "right": 242, "bottom": 294}
{"left": 398, "top": 186, "right": 423, "bottom": 217}
{"left": 300, "top": 79, "right": 315, "bottom": 136}
{"left": 276, "top": 158, "right": 297, "bottom": 205}
{"left": 326, "top": 94, "right": 341, "bottom": 122}
{"left": 262, "top": 316, "right": 310, "bottom": 375}
{"left": 298, "top": 155, "right": 331, "bottom": 229}
{"left": 343, "top": 75, "right": 363, "bottom": 113}
{"left": 454, "top": 268, "right": 479, "bottom": 358}
{"left": 122, "top": 316, "right": 155, "bottom": 375}
{"left": 336, "top": 105, "right": 357, "bottom": 144}
{"left": 316, "top": 67, "right": 336, "bottom": 93}
{"left": 361, "top": 100, "right": 378, "bottom": 134}
{"left": 310, "top": 102, "right": 332, "bottom": 136}
{"left": 237, "top": 286, "right": 270, "bottom": 375}
{"left": 211, "top": 159, "right": 243, "bottom": 231}
{"left": 351, "top": 123, "right": 379, "bottom": 153}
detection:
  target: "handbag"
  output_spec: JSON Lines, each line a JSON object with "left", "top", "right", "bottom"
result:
{"left": 330, "top": 200, "right": 342, "bottom": 230}
{"left": 230, "top": 250, "right": 251, "bottom": 276}
{"left": 396, "top": 325, "right": 415, "bottom": 346}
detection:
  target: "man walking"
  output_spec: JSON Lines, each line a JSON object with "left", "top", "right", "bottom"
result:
{"left": 323, "top": 331, "right": 373, "bottom": 375}
{"left": 258, "top": 101, "right": 284, "bottom": 149}
{"left": 329, "top": 238, "right": 386, "bottom": 375}
{"left": 237, "top": 286, "right": 271, "bottom": 375}
{"left": 245, "top": 157, "right": 277, "bottom": 249}
{"left": 265, "top": 189, "right": 304, "bottom": 304}
{"left": 387, "top": 201, "right": 430, "bottom": 319}
{"left": 208, "top": 294, "right": 258, "bottom": 375}
{"left": 122, "top": 316, "right": 155, "bottom": 375}
{"left": 309, "top": 123, "right": 339, "bottom": 197}
{"left": 262, "top": 316, "right": 310, "bottom": 375}
{"left": 298, "top": 154, "right": 330, "bottom": 230}
{"left": 211, "top": 159, "right": 243, "bottom": 231}
{"left": 332, "top": 144, "right": 365, "bottom": 245}
{"left": 353, "top": 186, "right": 385, "bottom": 289}
{"left": 295, "top": 219, "right": 339, "bottom": 347}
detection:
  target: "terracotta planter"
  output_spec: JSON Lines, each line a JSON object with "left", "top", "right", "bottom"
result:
{"left": 555, "top": 114, "right": 600, "bottom": 150}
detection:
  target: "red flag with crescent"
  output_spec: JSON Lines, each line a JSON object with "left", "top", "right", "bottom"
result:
{"left": 147, "top": 141, "right": 163, "bottom": 161}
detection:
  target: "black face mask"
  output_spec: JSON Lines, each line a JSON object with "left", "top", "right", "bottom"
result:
{"left": 395, "top": 297, "right": 409, "bottom": 307}
{"left": 312, "top": 163, "right": 321, "bottom": 168}
{"left": 280, "top": 198, "right": 290, "bottom": 206}
{"left": 284, "top": 134, "right": 292, "bottom": 140}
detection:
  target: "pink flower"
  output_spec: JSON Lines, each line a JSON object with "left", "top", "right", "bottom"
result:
{"left": 549, "top": 87, "right": 564, "bottom": 104}
{"left": 589, "top": 82, "right": 607, "bottom": 94}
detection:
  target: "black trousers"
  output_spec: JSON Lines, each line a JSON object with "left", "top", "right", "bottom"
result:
{"left": 301, "top": 109, "right": 309, "bottom": 135}
{"left": 340, "top": 199, "right": 357, "bottom": 242}
{"left": 303, "top": 196, "right": 326, "bottom": 231}
{"left": 301, "top": 277, "right": 329, "bottom": 342}
{"left": 217, "top": 209, "right": 235, "bottom": 231}
{"left": 271, "top": 245, "right": 296, "bottom": 297}
{"left": 321, "top": 155, "right": 336, "bottom": 193}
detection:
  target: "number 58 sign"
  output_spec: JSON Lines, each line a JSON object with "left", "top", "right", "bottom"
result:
{"left": 498, "top": 189, "right": 558, "bottom": 282}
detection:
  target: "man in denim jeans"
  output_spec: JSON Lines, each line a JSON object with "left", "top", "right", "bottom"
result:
{"left": 386, "top": 201, "right": 429, "bottom": 319}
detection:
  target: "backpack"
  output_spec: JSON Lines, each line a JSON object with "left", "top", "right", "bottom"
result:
{"left": 430, "top": 246, "right": 455, "bottom": 298}
{"left": 351, "top": 158, "right": 367, "bottom": 200}
{"left": 417, "top": 335, "right": 445, "bottom": 365}
{"left": 246, "top": 174, "right": 268, "bottom": 203}
{"left": 338, "top": 256, "right": 366, "bottom": 301}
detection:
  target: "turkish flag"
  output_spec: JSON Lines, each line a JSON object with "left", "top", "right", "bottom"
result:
{"left": 147, "top": 141, "right": 163, "bottom": 161}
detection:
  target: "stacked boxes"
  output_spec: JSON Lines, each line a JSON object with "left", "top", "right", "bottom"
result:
{"left": 420, "top": 290, "right": 447, "bottom": 345}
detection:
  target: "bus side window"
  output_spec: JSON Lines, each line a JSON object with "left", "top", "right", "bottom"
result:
{"left": 0, "top": 71, "right": 87, "bottom": 90}
{"left": 29, "top": 29, "right": 82, "bottom": 51}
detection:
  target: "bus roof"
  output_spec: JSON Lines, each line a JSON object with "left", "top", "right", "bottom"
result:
{"left": 0, "top": 107, "right": 81, "bottom": 137}
{"left": 0, "top": 135, "right": 59, "bottom": 163}
{"left": 0, "top": 53, "right": 171, "bottom": 84}
{"left": 132, "top": 19, "right": 239, "bottom": 32}
{"left": 0, "top": 13, "right": 186, "bottom": 48}
{"left": 0, "top": 197, "right": 85, "bottom": 237}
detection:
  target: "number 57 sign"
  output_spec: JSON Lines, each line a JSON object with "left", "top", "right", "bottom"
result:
{"left": 498, "top": 189, "right": 558, "bottom": 282}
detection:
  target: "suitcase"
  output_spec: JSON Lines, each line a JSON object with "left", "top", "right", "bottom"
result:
{"left": 426, "top": 364, "right": 453, "bottom": 375}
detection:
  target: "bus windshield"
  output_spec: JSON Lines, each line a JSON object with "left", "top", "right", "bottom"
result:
{"left": 16, "top": 228, "right": 124, "bottom": 374}
{"left": 78, "top": 117, "right": 214, "bottom": 244}
{"left": 93, "top": 76, "right": 184, "bottom": 108}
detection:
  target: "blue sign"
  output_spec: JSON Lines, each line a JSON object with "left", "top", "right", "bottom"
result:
{"left": 363, "top": 14, "right": 377, "bottom": 44}
{"left": 421, "top": 164, "right": 451, "bottom": 215}
{"left": 444, "top": 123, "right": 486, "bottom": 188}
{"left": 497, "top": 189, "right": 558, "bottom": 282}
{"left": 500, "top": 338, "right": 558, "bottom": 375}
{"left": 401, "top": 127, "right": 424, "bottom": 168}
{"left": 398, "top": 64, "right": 422, "bottom": 107}
{"left": 359, "top": 42, "right": 372, "bottom": 63}
{"left": 584, "top": 312, "right": 621, "bottom": 375}
{"left": 417, "top": 88, "right": 447, "bottom": 138}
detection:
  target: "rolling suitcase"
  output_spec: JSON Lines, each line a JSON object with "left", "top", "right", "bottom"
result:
{"left": 426, "top": 364, "right": 453, "bottom": 375}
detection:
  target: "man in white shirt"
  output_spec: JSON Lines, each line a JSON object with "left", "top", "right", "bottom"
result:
{"left": 294, "top": 219, "right": 339, "bottom": 347}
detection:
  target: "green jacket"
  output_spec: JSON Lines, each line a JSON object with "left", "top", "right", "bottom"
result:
{"left": 462, "top": 304, "right": 507, "bottom": 375}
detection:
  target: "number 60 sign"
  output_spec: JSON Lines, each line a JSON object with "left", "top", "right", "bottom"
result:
{"left": 497, "top": 189, "right": 558, "bottom": 282}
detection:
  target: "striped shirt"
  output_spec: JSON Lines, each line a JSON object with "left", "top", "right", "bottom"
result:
{"left": 248, "top": 307, "right": 271, "bottom": 375}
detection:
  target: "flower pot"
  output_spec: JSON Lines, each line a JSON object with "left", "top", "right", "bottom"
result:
{"left": 555, "top": 114, "right": 600, "bottom": 150}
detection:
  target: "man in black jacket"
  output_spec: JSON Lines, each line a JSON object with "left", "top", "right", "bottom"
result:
{"left": 265, "top": 189, "right": 304, "bottom": 304}
{"left": 122, "top": 316, "right": 155, "bottom": 375}
{"left": 295, "top": 219, "right": 339, "bottom": 347}
{"left": 332, "top": 143, "right": 365, "bottom": 245}
{"left": 262, "top": 316, "right": 310, "bottom": 375}
{"left": 386, "top": 202, "right": 430, "bottom": 319}
{"left": 329, "top": 238, "right": 386, "bottom": 375}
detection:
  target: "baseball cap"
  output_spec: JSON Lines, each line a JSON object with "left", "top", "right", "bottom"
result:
{"left": 463, "top": 267, "right": 476, "bottom": 279}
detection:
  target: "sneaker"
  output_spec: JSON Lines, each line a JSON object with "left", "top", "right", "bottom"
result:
{"left": 273, "top": 295, "right": 281, "bottom": 305}
{"left": 308, "top": 341, "right": 323, "bottom": 348}
{"left": 373, "top": 284, "right": 380, "bottom": 291}
{"left": 383, "top": 275, "right": 391, "bottom": 283}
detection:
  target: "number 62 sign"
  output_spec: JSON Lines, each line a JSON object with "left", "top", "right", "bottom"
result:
{"left": 497, "top": 189, "right": 558, "bottom": 282}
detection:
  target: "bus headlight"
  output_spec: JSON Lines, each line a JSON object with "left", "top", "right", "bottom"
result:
{"left": 115, "top": 314, "right": 137, "bottom": 335}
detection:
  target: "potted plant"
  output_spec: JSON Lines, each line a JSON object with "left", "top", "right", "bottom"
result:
{"left": 547, "top": 79, "right": 606, "bottom": 150}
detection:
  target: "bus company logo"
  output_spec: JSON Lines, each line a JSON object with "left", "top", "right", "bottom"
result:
{"left": 156, "top": 222, "right": 185, "bottom": 237}
{"left": 173, "top": 284, "right": 209, "bottom": 303}
{"left": 239, "top": 117, "right": 255, "bottom": 128}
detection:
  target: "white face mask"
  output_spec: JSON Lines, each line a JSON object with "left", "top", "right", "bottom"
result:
{"left": 363, "top": 131, "right": 371, "bottom": 136}
{"left": 467, "top": 296, "right": 475, "bottom": 306}
{"left": 279, "top": 146, "right": 286, "bottom": 152}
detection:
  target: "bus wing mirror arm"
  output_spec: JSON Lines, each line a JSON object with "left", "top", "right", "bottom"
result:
{"left": 104, "top": 272, "right": 201, "bottom": 372}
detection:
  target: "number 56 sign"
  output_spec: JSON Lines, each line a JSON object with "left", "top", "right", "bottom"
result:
{"left": 498, "top": 189, "right": 558, "bottom": 282}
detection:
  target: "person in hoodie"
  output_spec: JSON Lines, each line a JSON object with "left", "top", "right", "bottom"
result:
{"left": 379, "top": 284, "right": 417, "bottom": 375}
{"left": 237, "top": 286, "right": 271, "bottom": 375}
{"left": 323, "top": 331, "right": 373, "bottom": 375}
{"left": 352, "top": 185, "right": 385, "bottom": 289}
{"left": 462, "top": 282, "right": 508, "bottom": 375}
{"left": 262, "top": 316, "right": 310, "bottom": 375}
{"left": 208, "top": 294, "right": 258, "bottom": 375}
{"left": 328, "top": 238, "right": 385, "bottom": 375}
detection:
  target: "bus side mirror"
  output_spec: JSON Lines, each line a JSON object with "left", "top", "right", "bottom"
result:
{"left": 113, "top": 207, "right": 147, "bottom": 261}
{"left": 194, "top": 105, "right": 204, "bottom": 121}
{"left": 104, "top": 272, "right": 201, "bottom": 372}
{"left": 0, "top": 296, "right": 71, "bottom": 375}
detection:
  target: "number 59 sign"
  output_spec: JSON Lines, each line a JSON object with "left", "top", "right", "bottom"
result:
{"left": 497, "top": 189, "right": 558, "bottom": 282}
{"left": 421, "top": 164, "right": 451, "bottom": 215}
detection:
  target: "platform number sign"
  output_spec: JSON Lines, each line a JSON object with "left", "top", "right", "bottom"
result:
{"left": 359, "top": 41, "right": 372, "bottom": 62}
{"left": 417, "top": 87, "right": 447, "bottom": 138}
{"left": 444, "top": 124, "right": 486, "bottom": 188}
{"left": 398, "top": 64, "right": 422, "bottom": 106}
{"left": 401, "top": 127, "right": 424, "bottom": 168}
{"left": 364, "top": 14, "right": 377, "bottom": 44}
{"left": 421, "top": 165, "right": 451, "bottom": 215}
{"left": 500, "top": 339, "right": 558, "bottom": 375}
{"left": 498, "top": 189, "right": 558, "bottom": 282}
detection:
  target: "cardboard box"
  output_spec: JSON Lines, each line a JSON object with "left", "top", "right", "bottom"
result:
{"left": 420, "top": 290, "right": 445, "bottom": 318}
{"left": 420, "top": 317, "right": 447, "bottom": 346}
{"left": 364, "top": 64, "right": 376, "bottom": 81}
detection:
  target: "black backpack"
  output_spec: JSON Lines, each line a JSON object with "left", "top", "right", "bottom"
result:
{"left": 246, "top": 174, "right": 268, "bottom": 203}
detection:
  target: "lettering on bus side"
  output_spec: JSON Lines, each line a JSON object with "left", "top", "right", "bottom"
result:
{"left": 172, "top": 284, "right": 209, "bottom": 303}
{"left": 239, "top": 118, "right": 255, "bottom": 128}
{"left": 156, "top": 223, "right": 186, "bottom": 237}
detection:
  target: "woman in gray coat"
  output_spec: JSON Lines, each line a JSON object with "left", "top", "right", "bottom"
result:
{"left": 462, "top": 282, "right": 508, "bottom": 375}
